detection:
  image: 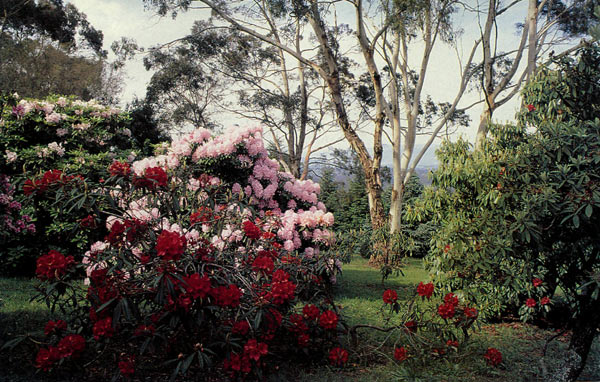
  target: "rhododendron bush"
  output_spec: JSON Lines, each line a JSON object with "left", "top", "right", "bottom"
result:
{"left": 31, "top": 125, "right": 345, "bottom": 380}
{"left": 0, "top": 93, "right": 167, "bottom": 275}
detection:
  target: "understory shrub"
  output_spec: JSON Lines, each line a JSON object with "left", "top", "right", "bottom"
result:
{"left": 0, "top": 93, "right": 168, "bottom": 275}
{"left": 22, "top": 125, "right": 345, "bottom": 380}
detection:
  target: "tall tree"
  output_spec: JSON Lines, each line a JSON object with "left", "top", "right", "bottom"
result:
{"left": 473, "top": 0, "right": 599, "bottom": 147}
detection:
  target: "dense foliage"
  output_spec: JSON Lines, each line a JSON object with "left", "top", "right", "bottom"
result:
{"left": 412, "top": 44, "right": 600, "bottom": 381}
{"left": 0, "top": 93, "right": 167, "bottom": 275}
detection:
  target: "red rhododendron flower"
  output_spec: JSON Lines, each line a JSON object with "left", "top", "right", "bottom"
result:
{"left": 394, "top": 346, "right": 408, "bottom": 362}
{"left": 244, "top": 339, "right": 268, "bottom": 361}
{"left": 328, "top": 347, "right": 348, "bottom": 366}
{"left": 302, "top": 304, "right": 320, "bottom": 320}
{"left": 118, "top": 355, "right": 135, "bottom": 377}
{"left": 109, "top": 161, "right": 131, "bottom": 177}
{"left": 44, "top": 320, "right": 67, "bottom": 335}
{"left": 105, "top": 220, "right": 126, "bottom": 244}
{"left": 446, "top": 340, "right": 459, "bottom": 348}
{"left": 532, "top": 278, "right": 543, "bottom": 287}
{"left": 270, "top": 279, "right": 296, "bottom": 304}
{"left": 214, "top": 284, "right": 241, "bottom": 307}
{"left": 36, "top": 250, "right": 75, "bottom": 280}
{"left": 93, "top": 317, "right": 114, "bottom": 340}
{"left": 23, "top": 179, "right": 37, "bottom": 196}
{"left": 464, "top": 306, "right": 478, "bottom": 319}
{"left": 540, "top": 296, "right": 551, "bottom": 305}
{"left": 243, "top": 220, "right": 261, "bottom": 240}
{"left": 133, "top": 166, "right": 168, "bottom": 189}
{"left": 484, "top": 347, "right": 502, "bottom": 366}
{"left": 443, "top": 244, "right": 451, "bottom": 253}
{"left": 57, "top": 334, "right": 85, "bottom": 358}
{"left": 526, "top": 298, "right": 537, "bottom": 308}
{"left": 79, "top": 214, "right": 97, "bottom": 229}
{"left": 289, "top": 313, "right": 308, "bottom": 333}
{"left": 416, "top": 282, "right": 434, "bottom": 299}
{"left": 252, "top": 255, "right": 275, "bottom": 275}
{"left": 190, "top": 206, "right": 217, "bottom": 225}
{"left": 404, "top": 320, "right": 418, "bottom": 333}
{"left": 438, "top": 302, "right": 456, "bottom": 319}
{"left": 383, "top": 289, "right": 398, "bottom": 304}
{"left": 35, "top": 347, "right": 61, "bottom": 371}
{"left": 224, "top": 353, "right": 251, "bottom": 374}
{"left": 155, "top": 230, "right": 186, "bottom": 261}
{"left": 183, "top": 273, "right": 211, "bottom": 299}
{"left": 527, "top": 104, "right": 536, "bottom": 112}
{"left": 297, "top": 333, "right": 310, "bottom": 347}
{"left": 443, "top": 292, "right": 459, "bottom": 307}
{"left": 319, "top": 310, "right": 338, "bottom": 330}
{"left": 232, "top": 320, "right": 250, "bottom": 336}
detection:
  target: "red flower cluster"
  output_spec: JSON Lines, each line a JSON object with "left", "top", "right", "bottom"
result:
{"left": 44, "top": 320, "right": 67, "bottom": 335}
{"left": 183, "top": 273, "right": 211, "bottom": 299}
{"left": 252, "top": 254, "right": 275, "bottom": 275}
{"left": 532, "top": 278, "right": 543, "bottom": 287}
{"left": 155, "top": 230, "right": 186, "bottom": 261}
{"left": 190, "top": 206, "right": 219, "bottom": 225}
{"left": 213, "top": 284, "right": 241, "bottom": 307}
{"left": 438, "top": 293, "right": 459, "bottom": 319}
{"left": 109, "top": 161, "right": 131, "bottom": 177}
{"left": 92, "top": 317, "right": 114, "bottom": 340}
{"left": 484, "top": 347, "right": 502, "bottom": 366}
{"left": 319, "top": 310, "right": 338, "bottom": 330}
{"left": 527, "top": 104, "right": 536, "bottom": 112}
{"left": 302, "top": 304, "right": 320, "bottom": 320}
{"left": 118, "top": 355, "right": 135, "bottom": 377}
{"left": 269, "top": 270, "right": 296, "bottom": 304}
{"left": 36, "top": 250, "right": 75, "bottom": 281}
{"left": 394, "top": 346, "right": 408, "bottom": 362}
{"left": 232, "top": 320, "right": 250, "bottom": 335}
{"left": 224, "top": 353, "right": 252, "bottom": 375}
{"left": 244, "top": 338, "right": 268, "bottom": 361}
{"left": 463, "top": 306, "right": 478, "bottom": 319}
{"left": 417, "top": 282, "right": 434, "bottom": 299}
{"left": 446, "top": 339, "right": 459, "bottom": 348}
{"left": 404, "top": 320, "right": 418, "bottom": 333}
{"left": 525, "top": 298, "right": 537, "bottom": 308}
{"left": 243, "top": 220, "right": 261, "bottom": 240}
{"left": 79, "top": 214, "right": 97, "bottom": 229}
{"left": 133, "top": 166, "right": 168, "bottom": 189}
{"left": 328, "top": 347, "right": 348, "bottom": 366}
{"left": 57, "top": 334, "right": 86, "bottom": 358}
{"left": 540, "top": 296, "right": 551, "bottom": 305}
{"left": 383, "top": 289, "right": 398, "bottom": 304}
{"left": 105, "top": 219, "right": 146, "bottom": 245}
{"left": 35, "top": 334, "right": 86, "bottom": 371}
{"left": 23, "top": 170, "right": 81, "bottom": 196}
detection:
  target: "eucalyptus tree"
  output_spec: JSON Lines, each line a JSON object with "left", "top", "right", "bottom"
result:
{"left": 472, "top": 0, "right": 599, "bottom": 147}
{"left": 143, "top": 16, "right": 341, "bottom": 179}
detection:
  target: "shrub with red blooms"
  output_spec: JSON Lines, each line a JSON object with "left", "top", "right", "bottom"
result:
{"left": 328, "top": 347, "right": 348, "bottom": 366}
{"left": 394, "top": 346, "right": 408, "bottom": 362}
{"left": 383, "top": 289, "right": 398, "bottom": 304}
{"left": 118, "top": 355, "right": 135, "bottom": 377}
{"left": 372, "top": 280, "right": 481, "bottom": 378}
{"left": 29, "top": 126, "right": 343, "bottom": 380}
{"left": 44, "top": 320, "right": 67, "bottom": 336}
{"left": 35, "top": 250, "right": 75, "bottom": 281}
{"left": 243, "top": 220, "right": 261, "bottom": 239}
{"left": 109, "top": 161, "right": 131, "bottom": 177}
{"left": 525, "top": 298, "right": 537, "bottom": 308}
{"left": 416, "top": 282, "right": 434, "bottom": 299}
{"left": 484, "top": 347, "right": 503, "bottom": 366}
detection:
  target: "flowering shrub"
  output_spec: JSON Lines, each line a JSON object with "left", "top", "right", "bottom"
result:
{"left": 0, "top": 93, "right": 167, "bottom": 275}
{"left": 354, "top": 281, "right": 482, "bottom": 379}
{"left": 31, "top": 125, "right": 344, "bottom": 380}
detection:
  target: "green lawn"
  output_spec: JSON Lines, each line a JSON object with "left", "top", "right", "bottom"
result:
{"left": 1, "top": 257, "right": 599, "bottom": 382}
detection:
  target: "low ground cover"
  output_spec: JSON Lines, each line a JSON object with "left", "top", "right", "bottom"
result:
{"left": 1, "top": 256, "right": 598, "bottom": 381}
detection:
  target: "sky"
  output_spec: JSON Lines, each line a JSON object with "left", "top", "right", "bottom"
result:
{"left": 67, "top": 0, "right": 541, "bottom": 167}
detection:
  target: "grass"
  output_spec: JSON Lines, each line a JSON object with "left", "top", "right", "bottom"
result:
{"left": 1, "top": 257, "right": 599, "bottom": 381}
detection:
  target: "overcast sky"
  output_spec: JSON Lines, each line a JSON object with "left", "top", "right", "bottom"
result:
{"left": 67, "top": 0, "right": 540, "bottom": 165}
